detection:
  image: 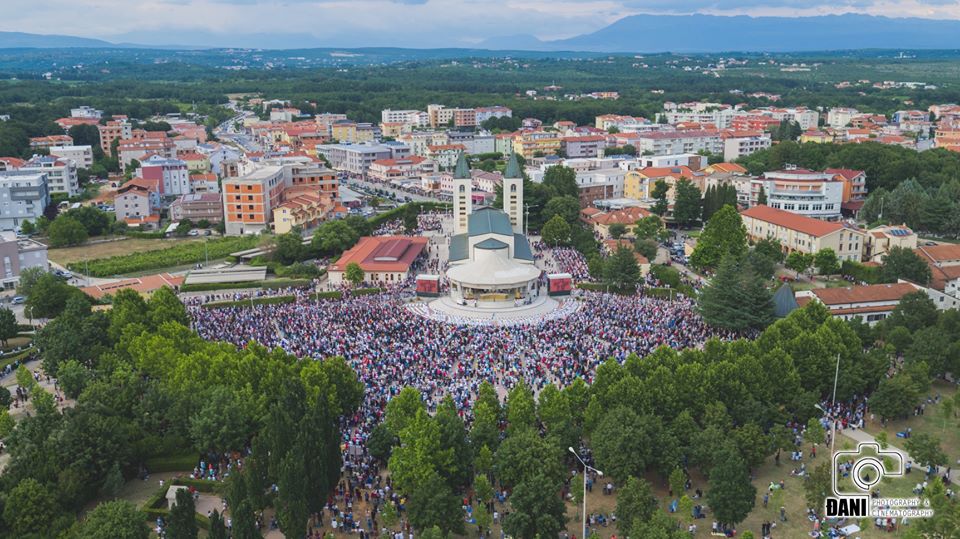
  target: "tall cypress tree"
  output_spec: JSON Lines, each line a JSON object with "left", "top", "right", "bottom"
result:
{"left": 166, "top": 488, "right": 199, "bottom": 539}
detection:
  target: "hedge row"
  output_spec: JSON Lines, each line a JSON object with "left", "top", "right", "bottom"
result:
{"left": 201, "top": 296, "right": 296, "bottom": 309}
{"left": 180, "top": 278, "right": 313, "bottom": 293}
{"left": 67, "top": 236, "right": 260, "bottom": 277}
{"left": 309, "top": 288, "right": 383, "bottom": 301}
{"left": 124, "top": 231, "right": 165, "bottom": 240}
{"left": 144, "top": 453, "right": 198, "bottom": 473}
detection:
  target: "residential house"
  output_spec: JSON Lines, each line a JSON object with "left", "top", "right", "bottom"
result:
{"left": 49, "top": 145, "right": 94, "bottom": 169}
{"left": 914, "top": 243, "right": 960, "bottom": 310}
{"left": 864, "top": 225, "right": 917, "bottom": 263}
{"left": 21, "top": 155, "right": 80, "bottom": 197}
{"left": 796, "top": 282, "right": 927, "bottom": 325}
{"left": 115, "top": 178, "right": 161, "bottom": 229}
{"left": 0, "top": 173, "right": 49, "bottom": 231}
{"left": 169, "top": 193, "right": 223, "bottom": 223}
{"left": 0, "top": 232, "right": 48, "bottom": 289}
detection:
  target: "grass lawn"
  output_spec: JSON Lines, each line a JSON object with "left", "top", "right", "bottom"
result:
{"left": 49, "top": 237, "right": 204, "bottom": 267}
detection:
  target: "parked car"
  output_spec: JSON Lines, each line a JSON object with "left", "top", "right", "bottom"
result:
{"left": 11, "top": 296, "right": 25, "bottom": 305}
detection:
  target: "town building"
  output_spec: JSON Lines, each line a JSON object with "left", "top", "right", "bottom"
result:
{"left": 863, "top": 225, "right": 917, "bottom": 263}
{"left": 824, "top": 168, "right": 869, "bottom": 203}
{"left": 316, "top": 142, "right": 410, "bottom": 176}
{"left": 427, "top": 144, "right": 466, "bottom": 169}
{"left": 138, "top": 155, "right": 190, "bottom": 196}
{"left": 189, "top": 173, "right": 220, "bottom": 194}
{"left": 29, "top": 135, "right": 73, "bottom": 150}
{"left": 741, "top": 205, "right": 864, "bottom": 262}
{"left": 474, "top": 106, "right": 512, "bottom": 124}
{"left": 49, "top": 145, "right": 94, "bottom": 169}
{"left": 633, "top": 130, "right": 722, "bottom": 157}
{"left": 272, "top": 191, "right": 333, "bottom": 234}
{"left": 586, "top": 206, "right": 654, "bottom": 238}
{"left": 222, "top": 165, "right": 286, "bottom": 236}
{"left": 70, "top": 106, "right": 102, "bottom": 120}
{"left": 0, "top": 232, "right": 48, "bottom": 289}
{"left": 562, "top": 136, "right": 606, "bottom": 159}
{"left": 118, "top": 137, "right": 176, "bottom": 167}
{"left": 513, "top": 131, "right": 561, "bottom": 159}
{"left": 796, "top": 282, "right": 926, "bottom": 325}
{"left": 914, "top": 243, "right": 960, "bottom": 310}
{"left": 750, "top": 168, "right": 844, "bottom": 220}
{"left": 368, "top": 156, "right": 432, "bottom": 182}
{"left": 169, "top": 193, "right": 224, "bottom": 224}
{"left": 20, "top": 155, "right": 80, "bottom": 197}
{"left": 328, "top": 235, "right": 429, "bottom": 286}
{"left": 827, "top": 107, "right": 860, "bottom": 128}
{"left": 722, "top": 130, "right": 772, "bottom": 161}
{"left": 98, "top": 119, "right": 133, "bottom": 154}
{"left": 0, "top": 173, "right": 49, "bottom": 231}
{"left": 115, "top": 178, "right": 161, "bottom": 228}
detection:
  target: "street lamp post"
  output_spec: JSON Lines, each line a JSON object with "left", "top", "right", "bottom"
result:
{"left": 814, "top": 353, "right": 842, "bottom": 459}
{"left": 569, "top": 447, "right": 603, "bottom": 539}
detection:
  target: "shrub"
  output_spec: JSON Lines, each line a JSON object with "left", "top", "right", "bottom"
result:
{"left": 841, "top": 260, "right": 881, "bottom": 284}
{"left": 144, "top": 453, "right": 198, "bottom": 473}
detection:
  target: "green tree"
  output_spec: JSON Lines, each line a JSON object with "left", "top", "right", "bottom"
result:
{"left": 502, "top": 473, "right": 566, "bottom": 539}
{"left": 804, "top": 462, "right": 831, "bottom": 515}
{"left": 651, "top": 179, "right": 670, "bottom": 216}
{"left": 3, "top": 478, "right": 59, "bottom": 538}
{"left": 672, "top": 178, "right": 702, "bottom": 227}
{"left": 47, "top": 215, "right": 89, "bottom": 247}
{"left": 608, "top": 223, "right": 627, "bottom": 239}
{"left": 166, "top": 487, "right": 199, "bottom": 539}
{"left": 542, "top": 195, "right": 581, "bottom": 224}
{"left": 0, "top": 307, "right": 17, "bottom": 346}
{"left": 706, "top": 446, "right": 756, "bottom": 526}
{"left": 604, "top": 245, "right": 641, "bottom": 290}
{"left": 785, "top": 251, "right": 814, "bottom": 276}
{"left": 616, "top": 476, "right": 658, "bottom": 534}
{"left": 814, "top": 248, "right": 840, "bottom": 275}
{"left": 26, "top": 272, "right": 88, "bottom": 319}
{"left": 886, "top": 291, "right": 939, "bottom": 333}
{"left": 541, "top": 214, "right": 572, "bottom": 246}
{"left": 273, "top": 231, "right": 305, "bottom": 265}
{"left": 592, "top": 406, "right": 663, "bottom": 481}
{"left": 188, "top": 386, "right": 251, "bottom": 453}
{"left": 756, "top": 185, "right": 768, "bottom": 205}
{"left": 633, "top": 215, "right": 665, "bottom": 241}
{"left": 905, "top": 433, "right": 948, "bottom": 469}
{"left": 690, "top": 205, "right": 747, "bottom": 269}
{"left": 101, "top": 461, "right": 125, "bottom": 499}
{"left": 208, "top": 511, "right": 228, "bottom": 539}
{"left": 435, "top": 396, "right": 472, "bottom": 490}
{"left": 56, "top": 359, "right": 90, "bottom": 399}
{"left": 699, "top": 254, "right": 773, "bottom": 330}
{"left": 345, "top": 262, "right": 365, "bottom": 287}
{"left": 312, "top": 219, "right": 360, "bottom": 255}
{"left": 870, "top": 374, "right": 919, "bottom": 420}
{"left": 542, "top": 165, "right": 578, "bottom": 198}
{"left": 881, "top": 246, "right": 932, "bottom": 285}
{"left": 79, "top": 500, "right": 148, "bottom": 539}
{"left": 19, "top": 219, "right": 35, "bottom": 235}
{"left": 669, "top": 467, "right": 687, "bottom": 499}
{"left": 16, "top": 266, "right": 46, "bottom": 297}
{"left": 805, "top": 417, "right": 826, "bottom": 445}
{"left": 0, "top": 409, "right": 15, "bottom": 438}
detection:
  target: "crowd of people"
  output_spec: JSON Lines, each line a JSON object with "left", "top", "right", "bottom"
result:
{"left": 372, "top": 212, "right": 445, "bottom": 237}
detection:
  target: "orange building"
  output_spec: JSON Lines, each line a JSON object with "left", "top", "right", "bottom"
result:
{"left": 223, "top": 166, "right": 285, "bottom": 235}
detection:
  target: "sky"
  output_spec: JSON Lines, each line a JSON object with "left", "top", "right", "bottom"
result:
{"left": 2, "top": 0, "right": 960, "bottom": 49}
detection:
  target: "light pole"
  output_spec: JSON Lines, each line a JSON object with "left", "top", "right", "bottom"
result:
{"left": 814, "top": 352, "right": 842, "bottom": 458}
{"left": 569, "top": 447, "right": 602, "bottom": 539}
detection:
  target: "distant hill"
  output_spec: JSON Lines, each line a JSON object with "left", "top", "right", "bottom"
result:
{"left": 0, "top": 31, "right": 116, "bottom": 49}
{"left": 483, "top": 14, "right": 960, "bottom": 53}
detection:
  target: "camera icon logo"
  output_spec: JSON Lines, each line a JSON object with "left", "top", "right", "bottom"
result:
{"left": 832, "top": 441, "right": 904, "bottom": 496}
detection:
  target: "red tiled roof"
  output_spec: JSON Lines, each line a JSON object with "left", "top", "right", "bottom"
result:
{"left": 824, "top": 168, "right": 865, "bottom": 180}
{"left": 591, "top": 206, "right": 653, "bottom": 226}
{"left": 80, "top": 272, "right": 182, "bottom": 299}
{"left": 811, "top": 283, "right": 919, "bottom": 306}
{"left": 329, "top": 235, "right": 429, "bottom": 273}
{"left": 741, "top": 205, "right": 848, "bottom": 238}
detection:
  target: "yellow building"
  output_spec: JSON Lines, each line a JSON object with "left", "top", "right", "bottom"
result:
{"left": 512, "top": 132, "right": 561, "bottom": 159}
{"left": 741, "top": 205, "right": 865, "bottom": 262}
{"left": 800, "top": 130, "right": 837, "bottom": 144}
{"left": 623, "top": 170, "right": 649, "bottom": 200}
{"left": 272, "top": 192, "right": 333, "bottom": 234}
{"left": 330, "top": 122, "right": 358, "bottom": 143}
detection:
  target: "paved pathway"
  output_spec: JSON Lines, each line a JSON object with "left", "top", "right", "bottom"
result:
{"left": 840, "top": 427, "right": 956, "bottom": 484}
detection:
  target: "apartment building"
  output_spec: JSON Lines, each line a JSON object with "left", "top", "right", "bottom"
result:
{"left": 381, "top": 109, "right": 427, "bottom": 126}
{"left": 368, "top": 156, "right": 432, "bottom": 182}
{"left": 316, "top": 142, "right": 410, "bottom": 176}
{"left": 115, "top": 178, "right": 161, "bottom": 227}
{"left": 70, "top": 106, "right": 102, "bottom": 119}
{"left": 796, "top": 282, "right": 927, "bottom": 325}
{"left": 283, "top": 162, "right": 339, "bottom": 205}
{"left": 118, "top": 137, "right": 176, "bottom": 167}
{"left": 474, "top": 106, "right": 512, "bottom": 124}
{"left": 827, "top": 107, "right": 860, "bottom": 128}
{"left": 29, "top": 135, "right": 73, "bottom": 150}
{"left": 21, "top": 155, "right": 80, "bottom": 197}
{"left": 863, "top": 225, "right": 917, "bottom": 263}
{"left": 427, "top": 145, "right": 466, "bottom": 169}
{"left": 824, "top": 168, "right": 868, "bottom": 202}
{"left": 660, "top": 102, "right": 741, "bottom": 128}
{"left": 0, "top": 173, "right": 49, "bottom": 231}
{"left": 722, "top": 130, "right": 772, "bottom": 161}
{"left": 272, "top": 192, "right": 333, "bottom": 234}
{"left": 741, "top": 205, "right": 864, "bottom": 262}
{"left": 513, "top": 131, "right": 561, "bottom": 159}
{"left": 222, "top": 165, "right": 286, "bottom": 236}
{"left": 98, "top": 119, "right": 133, "bottom": 154}
{"left": 169, "top": 193, "right": 224, "bottom": 224}
{"left": 0, "top": 232, "right": 48, "bottom": 289}
{"left": 561, "top": 136, "right": 606, "bottom": 159}
{"left": 633, "top": 130, "right": 722, "bottom": 156}
{"left": 398, "top": 131, "right": 449, "bottom": 157}
{"left": 49, "top": 145, "right": 94, "bottom": 169}
{"left": 138, "top": 155, "right": 190, "bottom": 197}
{"left": 750, "top": 168, "right": 844, "bottom": 220}
{"left": 752, "top": 107, "right": 820, "bottom": 130}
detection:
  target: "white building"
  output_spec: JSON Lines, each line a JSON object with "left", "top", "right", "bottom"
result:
{"left": 474, "top": 106, "right": 513, "bottom": 124}
{"left": 381, "top": 109, "right": 429, "bottom": 127}
{"left": 722, "top": 131, "right": 772, "bottom": 161}
{"left": 137, "top": 155, "right": 190, "bottom": 197}
{"left": 21, "top": 155, "right": 80, "bottom": 197}
{"left": 827, "top": 108, "right": 860, "bottom": 128}
{"left": 49, "top": 145, "right": 94, "bottom": 169}
{"left": 751, "top": 168, "right": 844, "bottom": 220}
{"left": 634, "top": 130, "right": 722, "bottom": 156}
{"left": 70, "top": 106, "right": 102, "bottom": 120}
{"left": 0, "top": 173, "right": 50, "bottom": 231}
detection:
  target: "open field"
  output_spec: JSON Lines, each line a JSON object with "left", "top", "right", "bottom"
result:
{"left": 48, "top": 237, "right": 204, "bottom": 267}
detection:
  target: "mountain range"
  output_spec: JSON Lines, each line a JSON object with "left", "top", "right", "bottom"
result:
{"left": 4, "top": 14, "right": 960, "bottom": 53}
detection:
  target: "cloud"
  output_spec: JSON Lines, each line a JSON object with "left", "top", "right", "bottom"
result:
{"left": 1, "top": 0, "right": 959, "bottom": 49}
